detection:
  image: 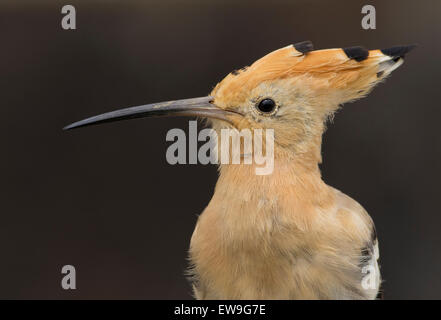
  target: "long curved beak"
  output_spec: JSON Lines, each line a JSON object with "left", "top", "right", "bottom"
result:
{"left": 63, "top": 96, "right": 240, "bottom": 130}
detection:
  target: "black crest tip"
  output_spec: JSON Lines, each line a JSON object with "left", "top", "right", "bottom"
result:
{"left": 381, "top": 44, "right": 417, "bottom": 58}
{"left": 343, "top": 46, "right": 369, "bottom": 62}
{"left": 293, "top": 41, "right": 314, "bottom": 54}
{"left": 231, "top": 66, "right": 249, "bottom": 76}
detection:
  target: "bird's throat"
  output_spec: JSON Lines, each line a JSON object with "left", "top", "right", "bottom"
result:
{"left": 214, "top": 154, "right": 334, "bottom": 232}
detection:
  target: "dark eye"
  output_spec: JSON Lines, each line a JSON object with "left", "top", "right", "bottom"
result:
{"left": 256, "top": 98, "right": 277, "bottom": 114}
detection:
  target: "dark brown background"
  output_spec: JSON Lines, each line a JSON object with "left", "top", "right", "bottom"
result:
{"left": 1, "top": 0, "right": 440, "bottom": 299}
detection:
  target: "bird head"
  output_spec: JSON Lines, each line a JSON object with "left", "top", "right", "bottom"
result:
{"left": 64, "top": 41, "right": 414, "bottom": 164}
{"left": 207, "top": 42, "right": 415, "bottom": 158}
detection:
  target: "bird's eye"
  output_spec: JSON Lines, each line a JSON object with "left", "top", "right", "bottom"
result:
{"left": 256, "top": 98, "right": 277, "bottom": 115}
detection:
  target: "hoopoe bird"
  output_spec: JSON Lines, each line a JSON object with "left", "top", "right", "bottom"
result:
{"left": 65, "top": 41, "right": 415, "bottom": 299}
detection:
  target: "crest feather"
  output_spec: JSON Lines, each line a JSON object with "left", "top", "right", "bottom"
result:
{"left": 212, "top": 43, "right": 414, "bottom": 104}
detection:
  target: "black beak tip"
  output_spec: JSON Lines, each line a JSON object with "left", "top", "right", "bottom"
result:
{"left": 63, "top": 123, "right": 77, "bottom": 131}
{"left": 63, "top": 120, "right": 87, "bottom": 131}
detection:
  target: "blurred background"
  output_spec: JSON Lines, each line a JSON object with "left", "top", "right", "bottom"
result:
{"left": 0, "top": 0, "right": 440, "bottom": 299}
